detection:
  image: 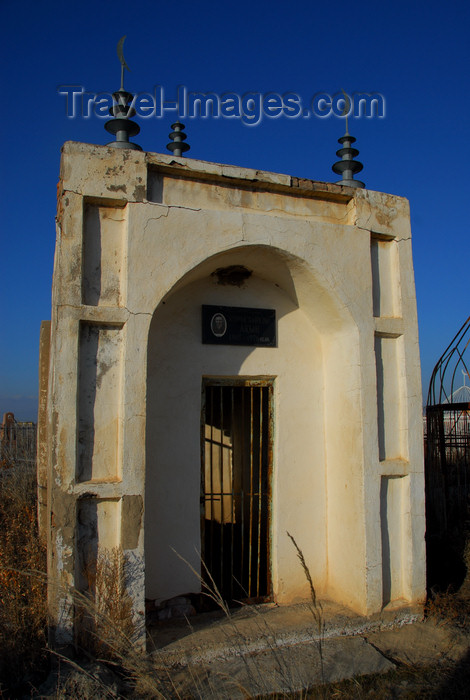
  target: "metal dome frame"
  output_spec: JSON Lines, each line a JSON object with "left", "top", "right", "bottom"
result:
{"left": 425, "top": 316, "right": 470, "bottom": 590}
{"left": 427, "top": 316, "right": 470, "bottom": 407}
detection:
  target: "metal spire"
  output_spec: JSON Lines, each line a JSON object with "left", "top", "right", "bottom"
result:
{"left": 332, "top": 91, "right": 364, "bottom": 188}
{"left": 166, "top": 121, "right": 190, "bottom": 157}
{"left": 341, "top": 89, "right": 350, "bottom": 136}
{"left": 117, "top": 35, "right": 130, "bottom": 91}
{"left": 104, "top": 36, "right": 142, "bottom": 151}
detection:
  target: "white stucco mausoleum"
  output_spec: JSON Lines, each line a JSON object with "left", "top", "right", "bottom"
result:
{"left": 38, "top": 140, "right": 425, "bottom": 648}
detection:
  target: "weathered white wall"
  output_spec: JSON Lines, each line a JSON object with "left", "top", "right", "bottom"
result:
{"left": 146, "top": 268, "right": 326, "bottom": 603}
{"left": 77, "top": 323, "right": 124, "bottom": 482}
{"left": 82, "top": 204, "right": 126, "bottom": 307}
{"left": 381, "top": 475, "right": 407, "bottom": 605}
{"left": 42, "top": 142, "right": 426, "bottom": 649}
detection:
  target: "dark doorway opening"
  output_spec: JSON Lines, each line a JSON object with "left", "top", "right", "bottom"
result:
{"left": 201, "top": 378, "right": 273, "bottom": 605}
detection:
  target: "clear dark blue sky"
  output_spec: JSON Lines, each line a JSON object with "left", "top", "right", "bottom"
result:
{"left": 1, "top": 0, "right": 468, "bottom": 420}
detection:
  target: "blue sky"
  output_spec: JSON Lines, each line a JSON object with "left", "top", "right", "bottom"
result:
{"left": 1, "top": 0, "right": 468, "bottom": 420}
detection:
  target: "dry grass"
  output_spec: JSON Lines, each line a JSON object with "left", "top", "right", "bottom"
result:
{"left": 75, "top": 547, "right": 135, "bottom": 660}
{"left": 425, "top": 587, "right": 470, "bottom": 629}
{"left": 300, "top": 658, "right": 470, "bottom": 699}
{"left": 287, "top": 531, "right": 325, "bottom": 691}
{"left": 0, "top": 458, "right": 48, "bottom": 695}
{"left": 166, "top": 543, "right": 328, "bottom": 698}
{"left": 1, "top": 450, "right": 470, "bottom": 698}
{"left": 71, "top": 550, "right": 184, "bottom": 698}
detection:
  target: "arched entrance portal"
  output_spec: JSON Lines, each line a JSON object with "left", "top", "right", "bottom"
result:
{"left": 145, "top": 245, "right": 357, "bottom": 609}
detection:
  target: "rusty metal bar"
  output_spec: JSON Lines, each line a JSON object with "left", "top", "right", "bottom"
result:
{"left": 240, "top": 388, "right": 245, "bottom": 592}
{"left": 266, "top": 384, "right": 273, "bottom": 599}
{"left": 209, "top": 386, "right": 214, "bottom": 569}
{"left": 230, "top": 386, "right": 235, "bottom": 601}
{"left": 219, "top": 385, "right": 224, "bottom": 590}
{"left": 248, "top": 386, "right": 254, "bottom": 595}
{"left": 200, "top": 387, "right": 206, "bottom": 569}
{"left": 257, "top": 387, "right": 263, "bottom": 597}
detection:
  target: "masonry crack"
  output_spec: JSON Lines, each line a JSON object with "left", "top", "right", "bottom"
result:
{"left": 363, "top": 637, "right": 401, "bottom": 667}
{"left": 58, "top": 303, "right": 87, "bottom": 311}
{"left": 124, "top": 308, "right": 152, "bottom": 317}
{"left": 143, "top": 205, "right": 202, "bottom": 232}
{"left": 167, "top": 204, "right": 202, "bottom": 212}
{"left": 61, "top": 188, "right": 86, "bottom": 198}
{"left": 58, "top": 303, "right": 152, "bottom": 318}
{"left": 144, "top": 214, "right": 169, "bottom": 233}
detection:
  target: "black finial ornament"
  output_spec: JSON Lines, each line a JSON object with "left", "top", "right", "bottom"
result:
{"left": 166, "top": 122, "right": 190, "bottom": 157}
{"left": 105, "top": 36, "right": 142, "bottom": 151}
{"left": 332, "top": 133, "right": 365, "bottom": 188}
{"left": 332, "top": 90, "right": 364, "bottom": 188}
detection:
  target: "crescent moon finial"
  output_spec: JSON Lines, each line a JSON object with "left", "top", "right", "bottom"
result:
{"left": 117, "top": 36, "right": 131, "bottom": 90}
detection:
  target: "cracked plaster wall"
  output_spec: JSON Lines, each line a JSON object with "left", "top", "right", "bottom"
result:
{"left": 42, "top": 142, "right": 426, "bottom": 648}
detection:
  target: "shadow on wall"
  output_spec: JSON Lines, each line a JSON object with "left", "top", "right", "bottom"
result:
{"left": 144, "top": 243, "right": 358, "bottom": 612}
{"left": 145, "top": 256, "right": 299, "bottom": 603}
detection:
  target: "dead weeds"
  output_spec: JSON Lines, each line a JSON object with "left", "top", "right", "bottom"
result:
{"left": 0, "top": 460, "right": 48, "bottom": 695}
{"left": 1, "top": 453, "right": 470, "bottom": 698}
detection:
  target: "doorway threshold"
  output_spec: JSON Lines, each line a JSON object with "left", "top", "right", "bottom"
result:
{"left": 147, "top": 598, "right": 422, "bottom": 663}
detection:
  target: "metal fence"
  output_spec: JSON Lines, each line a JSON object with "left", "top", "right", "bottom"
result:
{"left": 426, "top": 402, "right": 470, "bottom": 537}
{"left": 425, "top": 317, "right": 470, "bottom": 589}
{"left": 0, "top": 413, "right": 37, "bottom": 468}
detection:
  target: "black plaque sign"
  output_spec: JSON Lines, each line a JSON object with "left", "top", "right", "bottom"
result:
{"left": 202, "top": 305, "right": 276, "bottom": 347}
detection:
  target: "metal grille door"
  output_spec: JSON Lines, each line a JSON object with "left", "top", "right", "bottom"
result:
{"left": 201, "top": 379, "right": 273, "bottom": 604}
